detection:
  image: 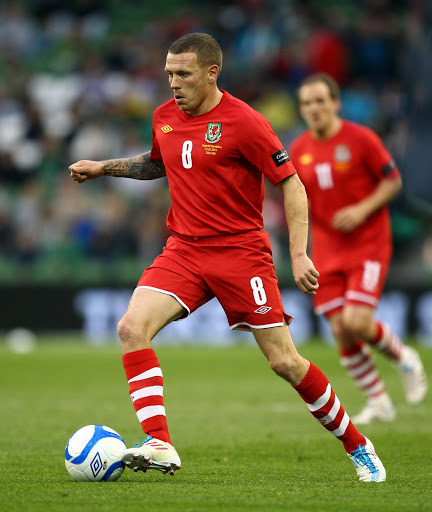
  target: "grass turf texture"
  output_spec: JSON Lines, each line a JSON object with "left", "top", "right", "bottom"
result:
{"left": 0, "top": 338, "right": 431, "bottom": 512}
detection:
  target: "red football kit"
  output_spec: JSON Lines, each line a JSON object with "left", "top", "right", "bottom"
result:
{"left": 290, "top": 120, "right": 400, "bottom": 315}
{"left": 138, "top": 90, "right": 297, "bottom": 329}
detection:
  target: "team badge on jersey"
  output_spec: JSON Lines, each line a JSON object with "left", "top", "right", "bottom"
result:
{"left": 205, "top": 123, "right": 222, "bottom": 143}
{"left": 334, "top": 145, "right": 351, "bottom": 163}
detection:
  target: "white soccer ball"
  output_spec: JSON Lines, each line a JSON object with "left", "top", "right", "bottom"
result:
{"left": 65, "top": 425, "right": 126, "bottom": 482}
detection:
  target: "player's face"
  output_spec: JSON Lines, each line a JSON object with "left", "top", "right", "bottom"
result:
{"left": 298, "top": 82, "right": 340, "bottom": 135}
{"left": 165, "top": 52, "right": 214, "bottom": 116}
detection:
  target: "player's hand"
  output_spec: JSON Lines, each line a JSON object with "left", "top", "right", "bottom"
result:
{"left": 332, "top": 204, "right": 367, "bottom": 232}
{"left": 69, "top": 160, "right": 104, "bottom": 183}
{"left": 291, "top": 255, "right": 320, "bottom": 295}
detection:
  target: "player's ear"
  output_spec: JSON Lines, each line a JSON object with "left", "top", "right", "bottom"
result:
{"left": 208, "top": 64, "right": 219, "bottom": 83}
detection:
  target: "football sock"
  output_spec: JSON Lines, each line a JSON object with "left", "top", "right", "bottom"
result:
{"left": 123, "top": 348, "right": 172, "bottom": 444}
{"left": 368, "top": 321, "right": 403, "bottom": 362}
{"left": 340, "top": 341, "right": 386, "bottom": 399}
{"left": 294, "top": 362, "right": 365, "bottom": 453}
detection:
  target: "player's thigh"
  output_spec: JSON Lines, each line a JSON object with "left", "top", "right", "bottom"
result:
{"left": 121, "top": 287, "right": 185, "bottom": 341}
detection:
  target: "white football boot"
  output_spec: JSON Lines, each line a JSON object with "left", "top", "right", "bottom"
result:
{"left": 397, "top": 346, "right": 428, "bottom": 405}
{"left": 122, "top": 436, "right": 181, "bottom": 475}
{"left": 351, "top": 393, "right": 396, "bottom": 425}
{"left": 348, "top": 436, "right": 386, "bottom": 482}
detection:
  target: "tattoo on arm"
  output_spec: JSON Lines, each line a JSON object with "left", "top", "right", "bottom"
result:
{"left": 103, "top": 152, "right": 166, "bottom": 180}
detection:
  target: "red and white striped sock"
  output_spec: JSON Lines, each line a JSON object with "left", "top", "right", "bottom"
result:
{"left": 340, "top": 341, "right": 386, "bottom": 400}
{"left": 369, "top": 322, "right": 403, "bottom": 362}
{"left": 122, "top": 348, "right": 172, "bottom": 444}
{"left": 293, "top": 362, "right": 364, "bottom": 453}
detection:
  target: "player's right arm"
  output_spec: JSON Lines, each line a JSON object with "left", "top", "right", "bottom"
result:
{"left": 69, "top": 151, "right": 166, "bottom": 183}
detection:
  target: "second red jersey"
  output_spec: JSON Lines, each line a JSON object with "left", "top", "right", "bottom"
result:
{"left": 289, "top": 120, "right": 400, "bottom": 272}
{"left": 150, "top": 90, "right": 296, "bottom": 237}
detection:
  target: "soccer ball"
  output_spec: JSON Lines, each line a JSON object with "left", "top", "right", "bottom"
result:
{"left": 65, "top": 425, "right": 126, "bottom": 482}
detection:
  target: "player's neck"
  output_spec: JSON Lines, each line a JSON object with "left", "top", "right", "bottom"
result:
{"left": 188, "top": 88, "right": 223, "bottom": 116}
{"left": 312, "top": 117, "right": 343, "bottom": 140}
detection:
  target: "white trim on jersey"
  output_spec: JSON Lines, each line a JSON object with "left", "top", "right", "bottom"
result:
{"left": 136, "top": 285, "right": 191, "bottom": 316}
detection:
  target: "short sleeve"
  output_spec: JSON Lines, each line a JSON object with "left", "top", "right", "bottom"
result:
{"left": 361, "top": 127, "right": 400, "bottom": 180}
{"left": 238, "top": 110, "right": 297, "bottom": 186}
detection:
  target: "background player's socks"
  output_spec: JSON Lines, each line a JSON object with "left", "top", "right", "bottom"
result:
{"left": 293, "top": 362, "right": 364, "bottom": 453}
{"left": 123, "top": 348, "right": 172, "bottom": 444}
{"left": 340, "top": 341, "right": 386, "bottom": 399}
{"left": 368, "top": 322, "right": 403, "bottom": 361}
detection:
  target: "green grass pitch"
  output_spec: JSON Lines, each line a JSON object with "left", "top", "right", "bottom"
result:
{"left": 0, "top": 337, "right": 431, "bottom": 512}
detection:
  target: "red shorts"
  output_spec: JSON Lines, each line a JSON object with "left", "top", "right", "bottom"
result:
{"left": 313, "top": 256, "right": 390, "bottom": 317}
{"left": 137, "top": 230, "right": 292, "bottom": 330}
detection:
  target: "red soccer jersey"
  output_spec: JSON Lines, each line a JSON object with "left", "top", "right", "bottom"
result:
{"left": 289, "top": 120, "right": 400, "bottom": 273}
{"left": 150, "top": 90, "right": 296, "bottom": 237}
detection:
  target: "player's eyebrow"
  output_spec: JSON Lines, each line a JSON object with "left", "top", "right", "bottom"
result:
{"left": 164, "top": 67, "right": 189, "bottom": 74}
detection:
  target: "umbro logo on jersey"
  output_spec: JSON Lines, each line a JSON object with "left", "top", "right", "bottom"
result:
{"left": 161, "top": 125, "right": 173, "bottom": 133}
{"left": 254, "top": 306, "right": 272, "bottom": 314}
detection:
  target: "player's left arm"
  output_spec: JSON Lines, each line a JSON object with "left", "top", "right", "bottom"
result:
{"left": 277, "top": 174, "right": 320, "bottom": 295}
{"left": 333, "top": 127, "right": 402, "bottom": 233}
{"left": 332, "top": 175, "right": 402, "bottom": 233}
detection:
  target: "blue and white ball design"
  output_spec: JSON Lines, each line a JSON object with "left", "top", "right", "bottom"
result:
{"left": 65, "top": 425, "right": 126, "bottom": 482}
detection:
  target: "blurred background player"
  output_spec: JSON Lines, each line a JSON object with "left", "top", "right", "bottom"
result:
{"left": 289, "top": 73, "right": 428, "bottom": 425}
{"left": 70, "top": 34, "right": 385, "bottom": 482}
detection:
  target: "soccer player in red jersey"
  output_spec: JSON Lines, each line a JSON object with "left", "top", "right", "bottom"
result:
{"left": 290, "top": 73, "right": 427, "bottom": 425}
{"left": 70, "top": 35, "right": 386, "bottom": 482}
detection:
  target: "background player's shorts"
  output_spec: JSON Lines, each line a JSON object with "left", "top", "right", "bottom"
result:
{"left": 313, "top": 256, "right": 390, "bottom": 317}
{"left": 137, "top": 230, "right": 292, "bottom": 330}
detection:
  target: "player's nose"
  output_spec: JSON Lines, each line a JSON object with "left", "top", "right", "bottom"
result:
{"left": 170, "top": 76, "right": 180, "bottom": 89}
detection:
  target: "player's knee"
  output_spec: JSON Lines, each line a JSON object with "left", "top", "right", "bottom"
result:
{"left": 117, "top": 315, "right": 151, "bottom": 349}
{"left": 268, "top": 354, "right": 299, "bottom": 383}
{"left": 342, "top": 315, "right": 370, "bottom": 339}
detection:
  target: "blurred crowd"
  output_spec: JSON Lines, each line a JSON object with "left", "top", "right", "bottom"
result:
{"left": 0, "top": 0, "right": 431, "bottom": 285}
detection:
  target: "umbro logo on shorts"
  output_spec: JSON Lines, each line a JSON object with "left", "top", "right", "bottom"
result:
{"left": 254, "top": 306, "right": 272, "bottom": 314}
